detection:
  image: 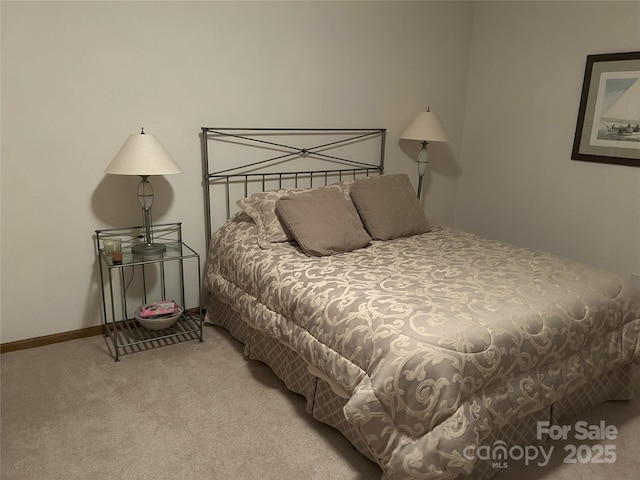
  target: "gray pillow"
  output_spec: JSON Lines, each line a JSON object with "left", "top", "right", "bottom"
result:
{"left": 349, "top": 174, "right": 430, "bottom": 240}
{"left": 275, "top": 187, "right": 371, "bottom": 256}
{"left": 236, "top": 180, "right": 356, "bottom": 249}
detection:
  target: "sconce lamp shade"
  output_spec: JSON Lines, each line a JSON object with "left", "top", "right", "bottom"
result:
{"left": 105, "top": 131, "right": 183, "bottom": 176}
{"left": 400, "top": 110, "right": 449, "bottom": 143}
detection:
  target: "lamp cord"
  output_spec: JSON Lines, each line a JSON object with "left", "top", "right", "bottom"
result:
{"left": 123, "top": 265, "right": 136, "bottom": 294}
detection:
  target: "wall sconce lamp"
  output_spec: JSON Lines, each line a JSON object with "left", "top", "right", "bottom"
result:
{"left": 105, "top": 128, "right": 182, "bottom": 256}
{"left": 400, "top": 108, "right": 449, "bottom": 199}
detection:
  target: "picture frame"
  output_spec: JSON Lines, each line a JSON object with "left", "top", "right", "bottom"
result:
{"left": 572, "top": 51, "right": 640, "bottom": 167}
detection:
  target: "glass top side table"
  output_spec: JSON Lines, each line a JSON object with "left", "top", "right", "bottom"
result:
{"left": 95, "top": 222, "right": 203, "bottom": 361}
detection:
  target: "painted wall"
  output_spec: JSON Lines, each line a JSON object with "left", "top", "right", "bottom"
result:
{"left": 456, "top": 1, "right": 640, "bottom": 280}
{"left": 0, "top": 1, "right": 473, "bottom": 343}
{"left": 4, "top": 1, "right": 638, "bottom": 345}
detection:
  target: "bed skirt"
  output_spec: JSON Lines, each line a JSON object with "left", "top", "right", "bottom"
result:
{"left": 205, "top": 294, "right": 633, "bottom": 480}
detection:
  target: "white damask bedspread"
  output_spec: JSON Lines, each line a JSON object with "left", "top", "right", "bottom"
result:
{"left": 205, "top": 212, "right": 640, "bottom": 479}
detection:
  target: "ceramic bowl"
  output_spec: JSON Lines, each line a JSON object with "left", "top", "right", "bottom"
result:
{"left": 134, "top": 304, "right": 183, "bottom": 331}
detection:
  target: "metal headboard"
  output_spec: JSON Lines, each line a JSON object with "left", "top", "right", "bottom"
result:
{"left": 201, "top": 127, "right": 386, "bottom": 242}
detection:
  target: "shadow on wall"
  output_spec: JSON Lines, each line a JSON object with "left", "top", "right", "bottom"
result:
{"left": 88, "top": 175, "right": 175, "bottom": 330}
{"left": 91, "top": 174, "right": 176, "bottom": 228}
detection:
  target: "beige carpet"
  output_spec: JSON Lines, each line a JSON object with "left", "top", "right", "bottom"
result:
{"left": 2, "top": 325, "right": 640, "bottom": 480}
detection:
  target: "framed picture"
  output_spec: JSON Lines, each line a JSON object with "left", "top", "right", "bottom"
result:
{"left": 572, "top": 51, "right": 640, "bottom": 167}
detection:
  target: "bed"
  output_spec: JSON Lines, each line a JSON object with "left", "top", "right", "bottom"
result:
{"left": 200, "top": 128, "right": 640, "bottom": 480}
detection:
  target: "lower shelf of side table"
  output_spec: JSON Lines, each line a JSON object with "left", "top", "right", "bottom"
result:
{"left": 104, "top": 311, "right": 203, "bottom": 360}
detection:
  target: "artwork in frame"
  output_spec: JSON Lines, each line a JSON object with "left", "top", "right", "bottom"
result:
{"left": 572, "top": 51, "right": 640, "bottom": 167}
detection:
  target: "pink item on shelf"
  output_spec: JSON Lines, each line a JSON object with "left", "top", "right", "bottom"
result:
{"left": 139, "top": 300, "right": 179, "bottom": 318}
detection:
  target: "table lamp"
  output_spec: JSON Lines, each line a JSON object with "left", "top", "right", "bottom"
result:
{"left": 105, "top": 128, "right": 182, "bottom": 256}
{"left": 400, "top": 108, "right": 449, "bottom": 198}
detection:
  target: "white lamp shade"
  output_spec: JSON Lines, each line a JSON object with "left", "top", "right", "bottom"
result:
{"left": 400, "top": 111, "right": 449, "bottom": 143}
{"left": 105, "top": 132, "right": 183, "bottom": 176}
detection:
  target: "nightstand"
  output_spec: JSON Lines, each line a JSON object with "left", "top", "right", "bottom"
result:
{"left": 95, "top": 222, "right": 203, "bottom": 361}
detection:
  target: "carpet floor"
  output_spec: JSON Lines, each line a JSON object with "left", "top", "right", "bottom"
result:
{"left": 2, "top": 324, "right": 639, "bottom": 479}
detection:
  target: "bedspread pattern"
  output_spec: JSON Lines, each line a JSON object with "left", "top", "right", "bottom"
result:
{"left": 205, "top": 213, "right": 640, "bottom": 479}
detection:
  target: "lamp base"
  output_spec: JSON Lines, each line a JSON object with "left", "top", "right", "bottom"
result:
{"left": 132, "top": 243, "right": 166, "bottom": 257}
